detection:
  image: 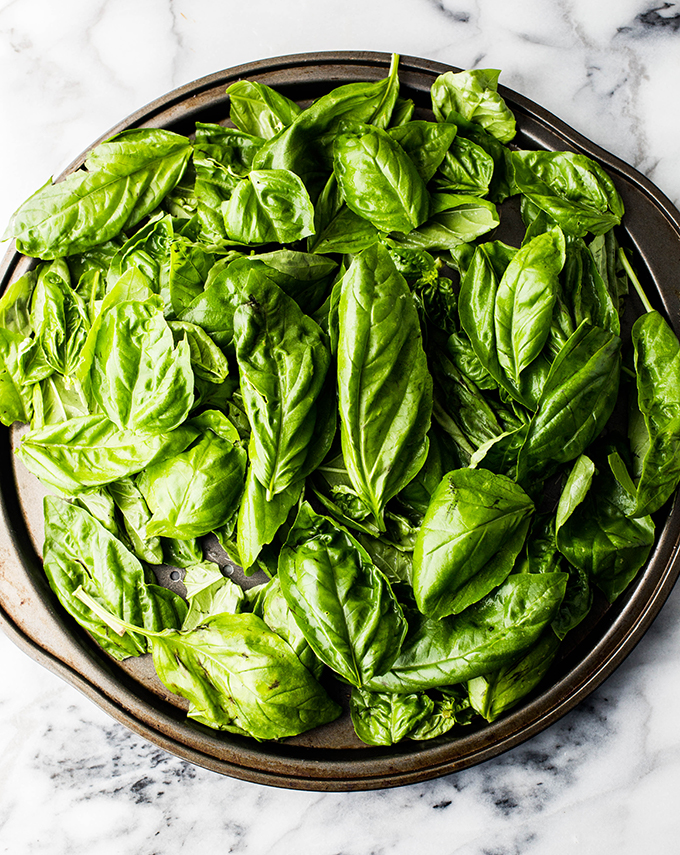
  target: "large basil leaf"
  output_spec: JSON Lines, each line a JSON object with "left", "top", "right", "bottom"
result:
{"left": 511, "top": 150, "right": 624, "bottom": 237}
{"left": 137, "top": 410, "right": 247, "bottom": 540}
{"left": 236, "top": 462, "right": 303, "bottom": 572}
{"left": 387, "top": 120, "right": 458, "bottom": 183}
{"left": 434, "top": 136, "right": 494, "bottom": 196}
{"left": 0, "top": 328, "right": 33, "bottom": 425}
{"left": 556, "top": 465, "right": 654, "bottom": 603}
{"left": 413, "top": 469, "right": 534, "bottom": 619}
{"left": 333, "top": 122, "right": 429, "bottom": 234}
{"left": 43, "top": 497, "right": 186, "bottom": 660}
{"left": 249, "top": 575, "right": 323, "bottom": 679}
{"left": 0, "top": 270, "right": 35, "bottom": 336}
{"left": 516, "top": 322, "right": 621, "bottom": 485}
{"left": 278, "top": 502, "right": 407, "bottom": 688}
{"left": 150, "top": 612, "right": 341, "bottom": 739}
{"left": 367, "top": 573, "right": 567, "bottom": 692}
{"left": 562, "top": 235, "right": 620, "bottom": 336}
{"left": 337, "top": 244, "right": 432, "bottom": 528}
{"left": 253, "top": 54, "right": 400, "bottom": 189}
{"left": 108, "top": 476, "right": 163, "bottom": 564}
{"left": 89, "top": 299, "right": 194, "bottom": 433}
{"left": 226, "top": 79, "right": 301, "bottom": 139}
{"left": 628, "top": 310, "right": 680, "bottom": 516}
{"left": 431, "top": 69, "right": 516, "bottom": 143}
{"left": 30, "top": 260, "right": 90, "bottom": 376}
{"left": 223, "top": 169, "right": 315, "bottom": 245}
{"left": 393, "top": 193, "right": 499, "bottom": 251}
{"left": 494, "top": 228, "right": 565, "bottom": 384}
{"left": 18, "top": 414, "right": 199, "bottom": 494}
{"left": 6, "top": 129, "right": 192, "bottom": 258}
{"left": 468, "top": 631, "right": 561, "bottom": 722}
{"left": 234, "top": 276, "right": 334, "bottom": 498}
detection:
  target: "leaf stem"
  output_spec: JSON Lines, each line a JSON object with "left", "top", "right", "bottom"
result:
{"left": 618, "top": 248, "right": 654, "bottom": 314}
{"left": 74, "top": 586, "right": 160, "bottom": 640}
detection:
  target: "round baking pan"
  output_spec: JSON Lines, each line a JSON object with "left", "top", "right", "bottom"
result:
{"left": 1, "top": 51, "right": 679, "bottom": 791}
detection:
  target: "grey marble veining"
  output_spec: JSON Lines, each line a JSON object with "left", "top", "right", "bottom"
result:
{"left": 2, "top": 0, "right": 680, "bottom": 852}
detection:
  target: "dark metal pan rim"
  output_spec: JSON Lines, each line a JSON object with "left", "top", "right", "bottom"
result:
{"left": 1, "top": 50, "right": 679, "bottom": 791}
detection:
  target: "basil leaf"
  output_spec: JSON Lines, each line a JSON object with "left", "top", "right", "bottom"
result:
{"left": 434, "top": 136, "right": 494, "bottom": 196}
{"left": 387, "top": 120, "right": 458, "bottom": 183}
{"left": 226, "top": 80, "right": 301, "bottom": 139}
{"left": 150, "top": 612, "right": 341, "bottom": 739}
{"left": 278, "top": 502, "right": 407, "bottom": 688}
{"left": 6, "top": 129, "right": 192, "bottom": 258}
{"left": 628, "top": 311, "right": 680, "bottom": 516}
{"left": 350, "top": 687, "right": 434, "bottom": 745}
{"left": 236, "top": 463, "right": 303, "bottom": 573}
{"left": 43, "top": 497, "right": 187, "bottom": 660}
{"left": 494, "top": 228, "right": 565, "bottom": 384}
{"left": 413, "top": 469, "right": 534, "bottom": 618}
{"left": 516, "top": 323, "right": 621, "bottom": 485}
{"left": 223, "top": 169, "right": 315, "bottom": 245}
{"left": 468, "top": 631, "right": 561, "bottom": 722}
{"left": 511, "top": 150, "right": 624, "bottom": 237}
{"left": 31, "top": 260, "right": 90, "bottom": 377}
{"left": 234, "top": 276, "right": 334, "bottom": 498}
{"left": 333, "top": 122, "right": 429, "bottom": 234}
{"left": 182, "top": 562, "right": 245, "bottom": 631}
{"left": 0, "top": 328, "right": 33, "bottom": 425}
{"left": 367, "top": 573, "right": 567, "bottom": 692}
{"left": 556, "top": 465, "right": 654, "bottom": 603}
{"left": 337, "top": 244, "right": 432, "bottom": 528}
{"left": 431, "top": 69, "right": 516, "bottom": 143}
{"left": 18, "top": 414, "right": 199, "bottom": 494}
{"left": 137, "top": 411, "right": 247, "bottom": 540}
{"left": 108, "top": 476, "right": 163, "bottom": 565}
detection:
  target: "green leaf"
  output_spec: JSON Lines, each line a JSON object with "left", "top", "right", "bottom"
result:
{"left": 234, "top": 276, "right": 334, "bottom": 499}
{"left": 368, "top": 573, "right": 567, "bottom": 692}
{"left": 494, "top": 229, "right": 565, "bottom": 384}
{"left": 226, "top": 79, "right": 301, "bottom": 139}
{"left": 413, "top": 469, "right": 534, "bottom": 618}
{"left": 431, "top": 69, "right": 516, "bottom": 143}
{"left": 6, "top": 129, "right": 192, "bottom": 258}
{"left": 17, "top": 414, "right": 199, "bottom": 494}
{"left": 278, "top": 502, "right": 407, "bottom": 688}
{"left": 337, "top": 244, "right": 432, "bottom": 528}
{"left": 42, "top": 497, "right": 186, "bottom": 660}
{"left": 223, "top": 169, "right": 315, "bottom": 245}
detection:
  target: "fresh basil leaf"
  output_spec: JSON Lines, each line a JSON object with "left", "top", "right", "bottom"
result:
{"left": 108, "top": 476, "right": 163, "bottom": 565}
{"left": 511, "top": 151, "right": 624, "bottom": 237}
{"left": 556, "top": 465, "right": 654, "bottom": 603}
{"left": 333, "top": 122, "right": 429, "bottom": 234}
{"left": 234, "top": 275, "right": 334, "bottom": 498}
{"left": 89, "top": 299, "right": 194, "bottom": 433}
{"left": 43, "top": 496, "right": 187, "bottom": 660}
{"left": 387, "top": 120, "right": 458, "bottom": 183}
{"left": 278, "top": 502, "right": 407, "bottom": 688}
{"left": 434, "top": 136, "right": 494, "bottom": 196}
{"left": 367, "top": 573, "right": 567, "bottom": 692}
{"left": 137, "top": 410, "right": 247, "bottom": 540}
{"left": 223, "top": 168, "right": 315, "bottom": 245}
{"left": 350, "top": 687, "right": 434, "bottom": 746}
{"left": 226, "top": 80, "right": 301, "bottom": 139}
{"left": 628, "top": 311, "right": 680, "bottom": 516}
{"left": 6, "top": 129, "right": 192, "bottom": 258}
{"left": 431, "top": 69, "right": 516, "bottom": 143}
{"left": 18, "top": 414, "right": 199, "bottom": 494}
{"left": 494, "top": 228, "right": 565, "bottom": 384}
{"left": 337, "top": 244, "right": 432, "bottom": 528}
{"left": 516, "top": 323, "right": 621, "bottom": 485}
{"left": 182, "top": 562, "right": 245, "bottom": 631}
{"left": 468, "top": 631, "right": 561, "bottom": 722}
{"left": 413, "top": 469, "right": 534, "bottom": 618}
{"left": 236, "top": 461, "right": 303, "bottom": 573}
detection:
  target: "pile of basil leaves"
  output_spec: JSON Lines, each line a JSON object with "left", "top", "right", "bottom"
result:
{"left": 1, "top": 55, "right": 679, "bottom": 746}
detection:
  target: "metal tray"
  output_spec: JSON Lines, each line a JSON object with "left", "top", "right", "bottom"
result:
{"left": 1, "top": 51, "right": 680, "bottom": 792}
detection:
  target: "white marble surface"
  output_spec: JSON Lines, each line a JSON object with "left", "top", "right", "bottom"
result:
{"left": 2, "top": 0, "right": 680, "bottom": 852}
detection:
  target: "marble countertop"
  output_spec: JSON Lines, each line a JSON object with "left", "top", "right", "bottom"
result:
{"left": 2, "top": 0, "right": 680, "bottom": 852}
